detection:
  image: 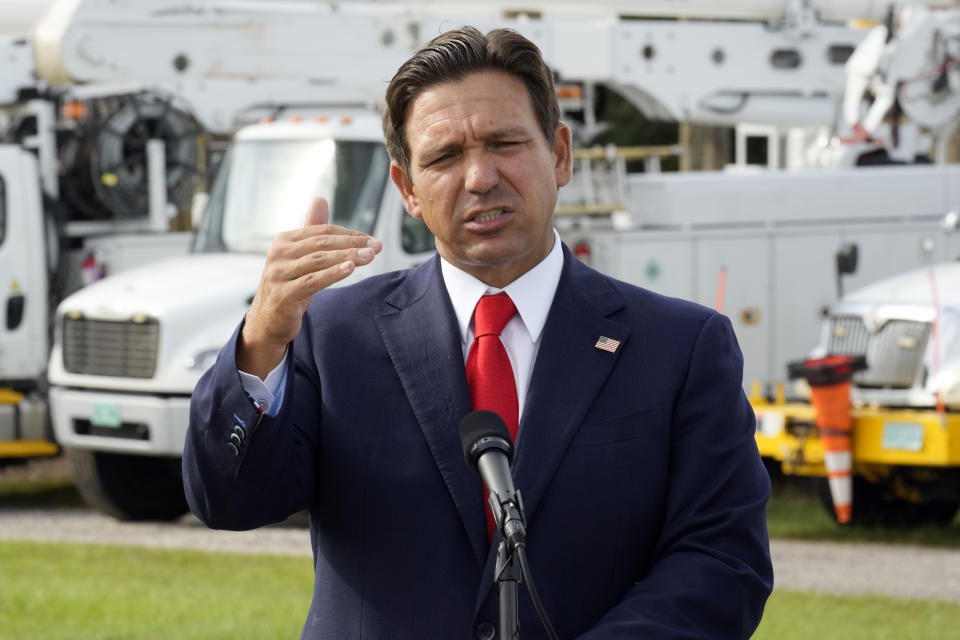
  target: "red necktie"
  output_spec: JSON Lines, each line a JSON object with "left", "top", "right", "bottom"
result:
{"left": 465, "top": 293, "right": 519, "bottom": 539}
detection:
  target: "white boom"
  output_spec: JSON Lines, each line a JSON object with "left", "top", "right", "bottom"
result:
{"left": 17, "top": 0, "right": 869, "bottom": 133}
{"left": 14, "top": 0, "right": 956, "bottom": 141}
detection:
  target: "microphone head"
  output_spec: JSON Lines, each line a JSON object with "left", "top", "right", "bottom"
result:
{"left": 458, "top": 410, "right": 514, "bottom": 473}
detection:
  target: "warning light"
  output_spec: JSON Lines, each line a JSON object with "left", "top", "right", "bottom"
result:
{"left": 573, "top": 240, "right": 591, "bottom": 264}
{"left": 556, "top": 84, "right": 583, "bottom": 100}
{"left": 61, "top": 100, "right": 87, "bottom": 120}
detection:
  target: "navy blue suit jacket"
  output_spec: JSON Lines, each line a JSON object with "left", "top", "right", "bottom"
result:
{"left": 183, "top": 245, "right": 773, "bottom": 639}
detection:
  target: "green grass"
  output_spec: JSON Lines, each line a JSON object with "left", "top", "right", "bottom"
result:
{"left": 0, "top": 458, "right": 84, "bottom": 508}
{"left": 754, "top": 589, "right": 960, "bottom": 639}
{"left": 0, "top": 480, "right": 84, "bottom": 508}
{"left": 766, "top": 478, "right": 960, "bottom": 547}
{"left": 3, "top": 541, "right": 960, "bottom": 640}
{"left": 0, "top": 541, "right": 313, "bottom": 640}
{"left": 3, "top": 462, "right": 960, "bottom": 638}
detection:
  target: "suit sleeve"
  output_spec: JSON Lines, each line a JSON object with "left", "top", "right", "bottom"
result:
{"left": 182, "top": 318, "right": 322, "bottom": 530}
{"left": 579, "top": 312, "right": 774, "bottom": 639}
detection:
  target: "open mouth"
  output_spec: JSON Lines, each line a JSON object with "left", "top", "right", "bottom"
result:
{"left": 473, "top": 209, "right": 504, "bottom": 223}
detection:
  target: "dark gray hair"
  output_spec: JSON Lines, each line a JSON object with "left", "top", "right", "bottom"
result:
{"left": 383, "top": 26, "right": 560, "bottom": 176}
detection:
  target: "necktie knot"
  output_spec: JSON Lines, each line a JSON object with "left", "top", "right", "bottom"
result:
{"left": 474, "top": 294, "right": 516, "bottom": 338}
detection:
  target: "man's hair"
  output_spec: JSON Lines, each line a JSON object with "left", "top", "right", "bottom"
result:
{"left": 383, "top": 26, "right": 560, "bottom": 176}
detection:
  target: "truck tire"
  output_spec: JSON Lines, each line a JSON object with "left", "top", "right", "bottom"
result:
{"left": 68, "top": 449, "right": 189, "bottom": 521}
{"left": 818, "top": 477, "right": 960, "bottom": 527}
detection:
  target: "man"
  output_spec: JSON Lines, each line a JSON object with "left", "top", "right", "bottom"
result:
{"left": 183, "top": 26, "right": 773, "bottom": 639}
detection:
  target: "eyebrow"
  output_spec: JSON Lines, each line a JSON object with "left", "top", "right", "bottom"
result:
{"left": 486, "top": 126, "right": 531, "bottom": 140}
{"left": 418, "top": 126, "right": 533, "bottom": 164}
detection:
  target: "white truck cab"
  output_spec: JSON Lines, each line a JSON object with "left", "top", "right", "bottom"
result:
{"left": 0, "top": 146, "right": 49, "bottom": 393}
{"left": 816, "top": 262, "right": 960, "bottom": 410}
{"left": 47, "top": 112, "right": 436, "bottom": 519}
{"left": 0, "top": 145, "right": 56, "bottom": 454}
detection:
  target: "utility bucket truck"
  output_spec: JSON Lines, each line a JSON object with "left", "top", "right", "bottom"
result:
{"left": 48, "top": 113, "right": 437, "bottom": 519}
{"left": 1, "top": 1, "right": 209, "bottom": 465}
{"left": 749, "top": 3, "right": 960, "bottom": 526}
{"left": 37, "top": 0, "right": 960, "bottom": 520}
{"left": 0, "top": 0, "right": 427, "bottom": 472}
{"left": 755, "top": 263, "right": 960, "bottom": 525}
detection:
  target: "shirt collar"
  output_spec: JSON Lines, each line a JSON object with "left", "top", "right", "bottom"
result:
{"left": 440, "top": 229, "right": 564, "bottom": 345}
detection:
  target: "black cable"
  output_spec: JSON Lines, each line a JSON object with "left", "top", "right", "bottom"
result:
{"left": 515, "top": 543, "right": 559, "bottom": 640}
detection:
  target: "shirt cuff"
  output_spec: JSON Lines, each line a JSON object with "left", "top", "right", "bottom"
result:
{"left": 238, "top": 349, "right": 288, "bottom": 417}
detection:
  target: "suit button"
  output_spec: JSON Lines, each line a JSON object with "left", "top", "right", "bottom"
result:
{"left": 475, "top": 622, "right": 495, "bottom": 640}
{"left": 227, "top": 442, "right": 239, "bottom": 456}
{"left": 230, "top": 433, "right": 242, "bottom": 447}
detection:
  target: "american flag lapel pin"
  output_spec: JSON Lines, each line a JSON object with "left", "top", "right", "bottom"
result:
{"left": 594, "top": 336, "right": 620, "bottom": 353}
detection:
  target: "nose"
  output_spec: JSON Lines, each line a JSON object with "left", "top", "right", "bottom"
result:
{"left": 464, "top": 152, "right": 499, "bottom": 194}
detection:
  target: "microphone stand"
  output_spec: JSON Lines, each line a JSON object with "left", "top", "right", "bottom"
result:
{"left": 491, "top": 495, "right": 526, "bottom": 640}
{"left": 495, "top": 539, "right": 521, "bottom": 640}
{"left": 458, "top": 413, "right": 558, "bottom": 640}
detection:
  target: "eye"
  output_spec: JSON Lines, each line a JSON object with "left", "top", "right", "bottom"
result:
{"left": 426, "top": 152, "right": 454, "bottom": 167}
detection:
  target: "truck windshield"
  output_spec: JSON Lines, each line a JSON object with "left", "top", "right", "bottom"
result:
{"left": 193, "top": 138, "right": 389, "bottom": 253}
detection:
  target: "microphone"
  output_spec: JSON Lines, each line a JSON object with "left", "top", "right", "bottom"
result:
{"left": 458, "top": 410, "right": 526, "bottom": 549}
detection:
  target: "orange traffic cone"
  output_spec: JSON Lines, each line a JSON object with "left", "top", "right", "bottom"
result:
{"left": 788, "top": 355, "right": 867, "bottom": 524}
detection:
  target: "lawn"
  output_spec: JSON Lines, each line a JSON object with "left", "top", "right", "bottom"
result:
{"left": 0, "top": 541, "right": 313, "bottom": 640}
{"left": 766, "top": 476, "right": 960, "bottom": 547}
{"left": 2, "top": 462, "right": 960, "bottom": 638}
{"left": 2, "top": 541, "right": 960, "bottom": 639}
{"left": 754, "top": 589, "right": 960, "bottom": 639}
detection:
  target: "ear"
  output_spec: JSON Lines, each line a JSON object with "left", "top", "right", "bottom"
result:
{"left": 390, "top": 162, "right": 422, "bottom": 218}
{"left": 552, "top": 122, "right": 573, "bottom": 188}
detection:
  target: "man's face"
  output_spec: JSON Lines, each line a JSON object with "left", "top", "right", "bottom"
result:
{"left": 391, "top": 70, "right": 572, "bottom": 287}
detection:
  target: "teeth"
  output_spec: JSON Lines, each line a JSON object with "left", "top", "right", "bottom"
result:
{"left": 474, "top": 209, "right": 503, "bottom": 223}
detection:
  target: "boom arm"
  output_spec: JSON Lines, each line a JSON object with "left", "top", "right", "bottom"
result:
{"left": 19, "top": 0, "right": 882, "bottom": 133}
{"left": 843, "top": 5, "right": 960, "bottom": 139}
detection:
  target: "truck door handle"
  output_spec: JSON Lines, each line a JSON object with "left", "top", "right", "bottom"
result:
{"left": 6, "top": 293, "right": 24, "bottom": 330}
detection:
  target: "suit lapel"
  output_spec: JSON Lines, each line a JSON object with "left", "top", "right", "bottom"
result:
{"left": 476, "top": 247, "right": 630, "bottom": 610}
{"left": 375, "top": 257, "right": 489, "bottom": 565}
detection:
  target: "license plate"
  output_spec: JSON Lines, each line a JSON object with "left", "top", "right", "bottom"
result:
{"left": 881, "top": 422, "right": 924, "bottom": 452}
{"left": 755, "top": 411, "right": 784, "bottom": 437}
{"left": 91, "top": 403, "right": 122, "bottom": 428}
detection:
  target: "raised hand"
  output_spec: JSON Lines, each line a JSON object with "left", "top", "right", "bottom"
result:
{"left": 238, "top": 197, "right": 382, "bottom": 378}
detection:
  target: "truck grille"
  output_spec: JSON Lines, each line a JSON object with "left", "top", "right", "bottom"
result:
{"left": 827, "top": 315, "right": 930, "bottom": 388}
{"left": 62, "top": 316, "right": 159, "bottom": 378}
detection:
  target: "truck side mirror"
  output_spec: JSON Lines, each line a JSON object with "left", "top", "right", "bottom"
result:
{"left": 836, "top": 243, "right": 858, "bottom": 276}
{"left": 6, "top": 292, "right": 24, "bottom": 330}
{"left": 835, "top": 242, "right": 858, "bottom": 298}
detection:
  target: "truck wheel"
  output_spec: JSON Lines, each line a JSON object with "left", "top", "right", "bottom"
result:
{"left": 913, "top": 501, "right": 960, "bottom": 526}
{"left": 68, "top": 449, "right": 189, "bottom": 521}
{"left": 818, "top": 477, "right": 960, "bottom": 527}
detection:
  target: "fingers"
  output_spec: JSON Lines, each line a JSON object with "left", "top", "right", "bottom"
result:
{"left": 281, "top": 222, "right": 372, "bottom": 246}
{"left": 270, "top": 226, "right": 380, "bottom": 263}
{"left": 280, "top": 242, "right": 381, "bottom": 282}
{"left": 305, "top": 197, "right": 329, "bottom": 227}
{"left": 286, "top": 257, "right": 366, "bottom": 300}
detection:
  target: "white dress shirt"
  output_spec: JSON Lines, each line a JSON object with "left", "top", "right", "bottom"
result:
{"left": 440, "top": 230, "right": 563, "bottom": 417}
{"left": 240, "top": 230, "right": 564, "bottom": 418}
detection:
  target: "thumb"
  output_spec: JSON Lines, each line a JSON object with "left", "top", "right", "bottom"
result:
{"left": 305, "top": 197, "right": 330, "bottom": 227}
